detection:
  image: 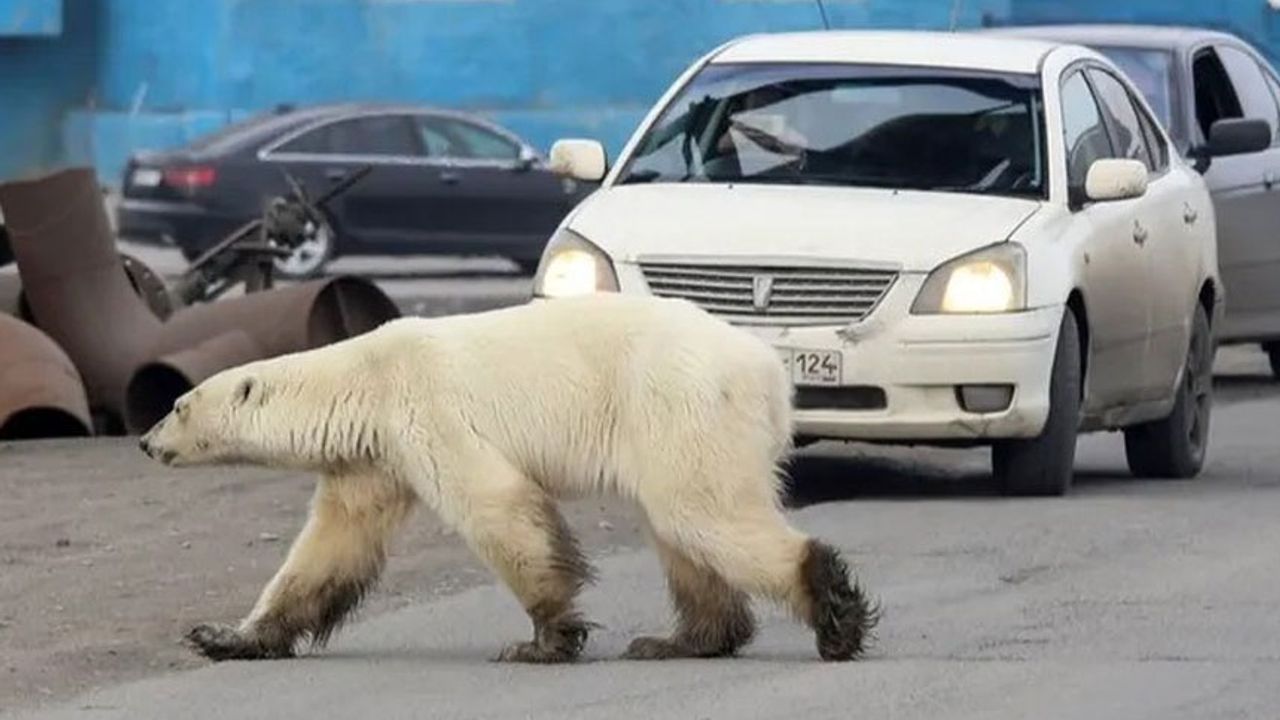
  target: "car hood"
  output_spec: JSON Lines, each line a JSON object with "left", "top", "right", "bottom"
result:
{"left": 567, "top": 184, "right": 1043, "bottom": 272}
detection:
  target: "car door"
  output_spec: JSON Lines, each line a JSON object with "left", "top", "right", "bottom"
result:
{"left": 413, "top": 114, "right": 583, "bottom": 257}
{"left": 1060, "top": 68, "right": 1153, "bottom": 410}
{"left": 1192, "top": 45, "right": 1280, "bottom": 339}
{"left": 263, "top": 112, "right": 444, "bottom": 250}
{"left": 1088, "top": 67, "right": 1201, "bottom": 400}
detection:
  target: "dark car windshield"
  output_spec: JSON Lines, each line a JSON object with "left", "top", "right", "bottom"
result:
{"left": 1092, "top": 46, "right": 1176, "bottom": 131}
{"left": 617, "top": 63, "right": 1047, "bottom": 199}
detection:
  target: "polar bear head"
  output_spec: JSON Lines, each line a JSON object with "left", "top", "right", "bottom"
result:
{"left": 138, "top": 362, "right": 284, "bottom": 468}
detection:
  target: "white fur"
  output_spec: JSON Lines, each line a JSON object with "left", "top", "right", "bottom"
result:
{"left": 144, "top": 293, "right": 822, "bottom": 658}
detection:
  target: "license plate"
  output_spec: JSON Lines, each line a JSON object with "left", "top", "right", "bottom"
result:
{"left": 781, "top": 349, "right": 842, "bottom": 386}
{"left": 131, "top": 168, "right": 162, "bottom": 187}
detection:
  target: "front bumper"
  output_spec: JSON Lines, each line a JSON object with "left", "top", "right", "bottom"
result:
{"left": 619, "top": 264, "right": 1064, "bottom": 443}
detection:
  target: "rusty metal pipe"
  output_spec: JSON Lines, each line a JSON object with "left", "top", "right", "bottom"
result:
{"left": 1, "top": 168, "right": 399, "bottom": 435}
{"left": 0, "top": 273, "right": 25, "bottom": 319}
{"left": 0, "top": 168, "right": 162, "bottom": 432}
{"left": 0, "top": 314, "right": 92, "bottom": 440}
{"left": 123, "top": 278, "right": 398, "bottom": 433}
{"left": 125, "top": 331, "right": 262, "bottom": 433}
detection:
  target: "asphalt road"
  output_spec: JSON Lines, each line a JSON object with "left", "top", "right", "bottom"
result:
{"left": 6, "top": 348, "right": 1279, "bottom": 719}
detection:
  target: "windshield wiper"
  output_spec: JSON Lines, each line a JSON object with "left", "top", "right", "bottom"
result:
{"left": 618, "top": 169, "right": 662, "bottom": 185}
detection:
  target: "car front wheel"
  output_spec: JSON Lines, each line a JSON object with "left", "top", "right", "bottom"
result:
{"left": 1123, "top": 303, "right": 1212, "bottom": 479}
{"left": 992, "top": 309, "right": 1082, "bottom": 497}
{"left": 272, "top": 220, "right": 335, "bottom": 280}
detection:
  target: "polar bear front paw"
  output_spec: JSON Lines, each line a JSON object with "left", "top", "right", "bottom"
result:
{"left": 185, "top": 622, "right": 294, "bottom": 661}
{"left": 493, "top": 616, "right": 592, "bottom": 664}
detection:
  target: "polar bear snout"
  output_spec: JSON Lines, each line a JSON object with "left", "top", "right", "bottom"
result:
{"left": 138, "top": 426, "right": 178, "bottom": 465}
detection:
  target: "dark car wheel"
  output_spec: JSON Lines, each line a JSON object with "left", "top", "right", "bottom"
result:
{"left": 1265, "top": 342, "right": 1280, "bottom": 380}
{"left": 992, "top": 309, "right": 1082, "bottom": 497}
{"left": 1124, "top": 303, "right": 1213, "bottom": 479}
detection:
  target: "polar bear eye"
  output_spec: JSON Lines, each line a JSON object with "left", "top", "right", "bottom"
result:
{"left": 235, "top": 378, "right": 257, "bottom": 406}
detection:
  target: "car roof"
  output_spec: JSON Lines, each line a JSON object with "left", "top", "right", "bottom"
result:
{"left": 711, "top": 30, "right": 1068, "bottom": 74}
{"left": 172, "top": 102, "right": 503, "bottom": 157}
{"left": 982, "top": 24, "right": 1242, "bottom": 52}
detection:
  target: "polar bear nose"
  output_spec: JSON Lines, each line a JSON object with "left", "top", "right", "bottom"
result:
{"left": 138, "top": 436, "right": 152, "bottom": 457}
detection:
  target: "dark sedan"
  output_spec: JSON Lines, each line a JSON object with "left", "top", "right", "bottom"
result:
{"left": 117, "top": 103, "right": 594, "bottom": 278}
{"left": 986, "top": 24, "right": 1280, "bottom": 378}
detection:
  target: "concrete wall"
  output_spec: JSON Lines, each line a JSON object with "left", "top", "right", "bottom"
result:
{"left": 4, "top": 0, "right": 1279, "bottom": 186}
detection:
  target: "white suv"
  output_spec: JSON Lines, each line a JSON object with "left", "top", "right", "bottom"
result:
{"left": 532, "top": 31, "right": 1222, "bottom": 496}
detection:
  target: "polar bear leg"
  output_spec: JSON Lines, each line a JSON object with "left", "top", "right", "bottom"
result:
{"left": 432, "top": 447, "right": 596, "bottom": 664}
{"left": 639, "top": 481, "right": 878, "bottom": 662}
{"left": 622, "top": 529, "right": 755, "bottom": 660}
{"left": 186, "top": 471, "right": 417, "bottom": 661}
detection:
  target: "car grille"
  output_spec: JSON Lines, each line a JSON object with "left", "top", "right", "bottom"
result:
{"left": 640, "top": 262, "right": 897, "bottom": 325}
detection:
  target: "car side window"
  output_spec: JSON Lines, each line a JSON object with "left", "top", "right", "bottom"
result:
{"left": 1086, "top": 68, "right": 1155, "bottom": 170}
{"left": 276, "top": 126, "right": 329, "bottom": 154}
{"left": 417, "top": 117, "right": 521, "bottom": 161}
{"left": 1060, "top": 70, "right": 1114, "bottom": 192}
{"left": 324, "top": 115, "right": 421, "bottom": 156}
{"left": 1216, "top": 45, "right": 1280, "bottom": 146}
{"left": 1131, "top": 95, "right": 1170, "bottom": 173}
{"left": 1192, "top": 48, "right": 1245, "bottom": 141}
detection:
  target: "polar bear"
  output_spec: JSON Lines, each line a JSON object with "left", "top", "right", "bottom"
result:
{"left": 139, "top": 293, "right": 878, "bottom": 663}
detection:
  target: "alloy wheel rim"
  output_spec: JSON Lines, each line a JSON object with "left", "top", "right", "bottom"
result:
{"left": 273, "top": 222, "right": 331, "bottom": 277}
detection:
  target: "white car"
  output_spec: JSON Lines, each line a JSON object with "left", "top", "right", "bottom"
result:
{"left": 532, "top": 30, "right": 1222, "bottom": 496}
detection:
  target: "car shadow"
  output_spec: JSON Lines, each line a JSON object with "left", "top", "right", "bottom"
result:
{"left": 782, "top": 445, "right": 998, "bottom": 508}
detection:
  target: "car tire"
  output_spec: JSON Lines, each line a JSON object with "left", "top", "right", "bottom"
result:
{"left": 992, "top": 309, "right": 1081, "bottom": 497}
{"left": 1123, "top": 303, "right": 1212, "bottom": 479}
{"left": 272, "top": 220, "right": 336, "bottom": 281}
{"left": 1264, "top": 342, "right": 1280, "bottom": 380}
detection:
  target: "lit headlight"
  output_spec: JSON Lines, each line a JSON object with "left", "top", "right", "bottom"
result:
{"left": 912, "top": 243, "right": 1026, "bottom": 314}
{"left": 532, "top": 228, "right": 620, "bottom": 298}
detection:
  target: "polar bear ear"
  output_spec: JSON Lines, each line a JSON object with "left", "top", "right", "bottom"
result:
{"left": 234, "top": 377, "right": 258, "bottom": 407}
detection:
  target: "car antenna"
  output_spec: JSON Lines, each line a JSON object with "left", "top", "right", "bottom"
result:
{"left": 949, "top": 0, "right": 964, "bottom": 31}
{"left": 815, "top": 0, "right": 831, "bottom": 30}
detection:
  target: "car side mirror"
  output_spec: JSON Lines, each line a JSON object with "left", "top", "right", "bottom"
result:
{"left": 1084, "top": 158, "right": 1149, "bottom": 202}
{"left": 514, "top": 146, "right": 539, "bottom": 172}
{"left": 549, "top": 139, "right": 607, "bottom": 182}
{"left": 1208, "top": 117, "right": 1272, "bottom": 158}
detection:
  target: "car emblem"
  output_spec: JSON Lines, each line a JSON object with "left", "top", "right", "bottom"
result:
{"left": 752, "top": 274, "right": 774, "bottom": 312}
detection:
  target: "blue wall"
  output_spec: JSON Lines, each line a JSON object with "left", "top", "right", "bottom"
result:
{"left": 3, "top": 0, "right": 1279, "bottom": 186}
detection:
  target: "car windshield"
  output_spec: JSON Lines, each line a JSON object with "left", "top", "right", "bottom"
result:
{"left": 1093, "top": 46, "right": 1176, "bottom": 131}
{"left": 617, "top": 63, "right": 1047, "bottom": 199}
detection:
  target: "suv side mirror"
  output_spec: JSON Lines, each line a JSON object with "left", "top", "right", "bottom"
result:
{"left": 549, "top": 139, "right": 607, "bottom": 182}
{"left": 1208, "top": 117, "right": 1272, "bottom": 157}
{"left": 1084, "top": 158, "right": 1149, "bottom": 202}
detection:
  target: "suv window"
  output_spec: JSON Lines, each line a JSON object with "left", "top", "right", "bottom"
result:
{"left": 1216, "top": 45, "right": 1280, "bottom": 146}
{"left": 1192, "top": 49, "right": 1245, "bottom": 140}
{"left": 1087, "top": 68, "right": 1155, "bottom": 169}
{"left": 1132, "top": 96, "right": 1170, "bottom": 172}
{"left": 1061, "top": 70, "right": 1113, "bottom": 191}
{"left": 416, "top": 117, "right": 521, "bottom": 161}
{"left": 277, "top": 115, "right": 421, "bottom": 156}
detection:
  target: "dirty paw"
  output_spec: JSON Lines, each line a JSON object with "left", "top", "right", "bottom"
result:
{"left": 493, "top": 640, "right": 576, "bottom": 664}
{"left": 185, "top": 622, "right": 292, "bottom": 661}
